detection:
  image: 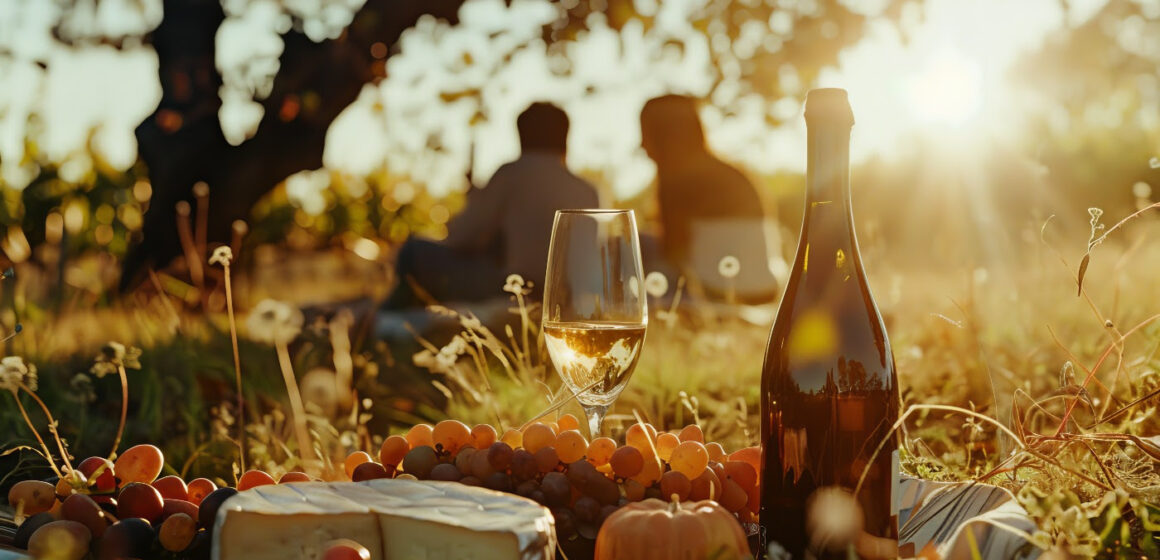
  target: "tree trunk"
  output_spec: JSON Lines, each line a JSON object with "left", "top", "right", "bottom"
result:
{"left": 122, "top": 0, "right": 465, "bottom": 291}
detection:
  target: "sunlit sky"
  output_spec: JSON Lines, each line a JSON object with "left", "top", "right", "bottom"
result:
{"left": 0, "top": 0, "right": 1113, "bottom": 207}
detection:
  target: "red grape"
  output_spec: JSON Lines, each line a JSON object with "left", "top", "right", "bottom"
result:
{"left": 279, "top": 471, "right": 312, "bottom": 483}
{"left": 669, "top": 440, "right": 709, "bottom": 479}
{"left": 487, "top": 442, "right": 514, "bottom": 471}
{"left": 152, "top": 475, "right": 189, "bottom": 501}
{"left": 7, "top": 480, "right": 56, "bottom": 515}
{"left": 541, "top": 472, "right": 571, "bottom": 507}
{"left": 610, "top": 446, "right": 644, "bottom": 478}
{"left": 574, "top": 496, "right": 600, "bottom": 523}
{"left": 585, "top": 437, "right": 616, "bottom": 467}
{"left": 555, "top": 431, "right": 587, "bottom": 464}
{"left": 117, "top": 482, "right": 164, "bottom": 522}
{"left": 115, "top": 444, "right": 165, "bottom": 484}
{"left": 534, "top": 446, "right": 560, "bottom": 473}
{"left": 454, "top": 446, "right": 477, "bottom": 476}
{"left": 161, "top": 498, "right": 199, "bottom": 521}
{"left": 510, "top": 449, "right": 538, "bottom": 480}
{"left": 522, "top": 423, "right": 556, "bottom": 454}
{"left": 28, "top": 520, "right": 90, "bottom": 560}
{"left": 379, "top": 435, "right": 410, "bottom": 468}
{"left": 405, "top": 424, "right": 434, "bottom": 448}
{"left": 470, "top": 424, "right": 497, "bottom": 449}
{"left": 660, "top": 471, "right": 692, "bottom": 502}
{"left": 77, "top": 457, "right": 116, "bottom": 493}
{"left": 61, "top": 493, "right": 108, "bottom": 538}
{"left": 352, "top": 462, "right": 391, "bottom": 482}
{"left": 429, "top": 463, "right": 462, "bottom": 482}
{"left": 186, "top": 478, "right": 217, "bottom": 506}
{"left": 159, "top": 512, "right": 198, "bottom": 552}
{"left": 237, "top": 470, "right": 276, "bottom": 491}
{"left": 323, "top": 539, "right": 372, "bottom": 560}
{"left": 432, "top": 420, "right": 472, "bottom": 455}
{"left": 678, "top": 424, "right": 704, "bottom": 443}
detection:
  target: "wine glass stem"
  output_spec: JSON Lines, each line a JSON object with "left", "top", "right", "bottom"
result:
{"left": 584, "top": 404, "right": 609, "bottom": 438}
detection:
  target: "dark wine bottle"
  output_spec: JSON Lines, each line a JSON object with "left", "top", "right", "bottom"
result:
{"left": 758, "top": 89, "right": 900, "bottom": 560}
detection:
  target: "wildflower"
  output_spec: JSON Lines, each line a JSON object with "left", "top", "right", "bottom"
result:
{"left": 460, "top": 313, "right": 483, "bottom": 332}
{"left": 436, "top": 336, "right": 468, "bottom": 370}
{"left": 246, "top": 299, "right": 304, "bottom": 346}
{"left": 70, "top": 373, "right": 96, "bottom": 403}
{"left": 718, "top": 255, "right": 741, "bottom": 279}
{"left": 209, "top": 246, "right": 234, "bottom": 267}
{"left": 413, "top": 349, "right": 436, "bottom": 369}
{"left": 644, "top": 271, "right": 669, "bottom": 298}
{"left": 0, "top": 356, "right": 36, "bottom": 393}
{"left": 503, "top": 274, "right": 530, "bottom": 296}
{"left": 91, "top": 342, "right": 142, "bottom": 378}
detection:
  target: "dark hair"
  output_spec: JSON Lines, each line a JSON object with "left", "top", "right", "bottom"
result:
{"left": 640, "top": 95, "right": 705, "bottom": 150}
{"left": 517, "top": 102, "right": 569, "bottom": 154}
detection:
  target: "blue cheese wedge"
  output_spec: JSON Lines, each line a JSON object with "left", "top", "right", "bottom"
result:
{"left": 212, "top": 478, "right": 555, "bottom": 560}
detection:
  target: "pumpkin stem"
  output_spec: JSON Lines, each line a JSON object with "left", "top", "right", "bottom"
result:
{"left": 669, "top": 493, "right": 681, "bottom": 513}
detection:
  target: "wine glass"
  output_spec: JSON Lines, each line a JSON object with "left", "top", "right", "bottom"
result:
{"left": 542, "top": 209, "right": 648, "bottom": 437}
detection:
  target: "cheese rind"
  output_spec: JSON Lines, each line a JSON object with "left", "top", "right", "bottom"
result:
{"left": 212, "top": 479, "right": 555, "bottom": 560}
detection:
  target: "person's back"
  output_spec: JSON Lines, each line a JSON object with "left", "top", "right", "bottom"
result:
{"left": 492, "top": 152, "right": 598, "bottom": 283}
{"left": 656, "top": 151, "right": 763, "bottom": 265}
{"left": 384, "top": 102, "right": 597, "bottom": 311}
{"left": 641, "top": 95, "right": 777, "bottom": 302}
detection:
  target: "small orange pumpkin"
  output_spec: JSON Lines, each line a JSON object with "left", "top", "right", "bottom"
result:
{"left": 594, "top": 497, "right": 751, "bottom": 560}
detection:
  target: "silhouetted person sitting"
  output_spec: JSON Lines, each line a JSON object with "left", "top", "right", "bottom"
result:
{"left": 384, "top": 102, "right": 599, "bottom": 309}
{"left": 640, "top": 95, "right": 780, "bottom": 303}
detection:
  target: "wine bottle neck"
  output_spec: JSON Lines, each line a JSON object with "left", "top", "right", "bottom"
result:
{"left": 805, "top": 123, "right": 852, "bottom": 209}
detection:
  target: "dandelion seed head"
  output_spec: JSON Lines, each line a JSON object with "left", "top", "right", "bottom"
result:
{"left": 0, "top": 356, "right": 35, "bottom": 393}
{"left": 718, "top": 255, "right": 741, "bottom": 279}
{"left": 92, "top": 342, "right": 141, "bottom": 377}
{"left": 246, "top": 299, "right": 304, "bottom": 346}
{"left": 1132, "top": 181, "right": 1151, "bottom": 200}
{"left": 209, "top": 246, "right": 234, "bottom": 267}
{"left": 644, "top": 271, "right": 669, "bottom": 298}
{"left": 503, "top": 274, "right": 530, "bottom": 295}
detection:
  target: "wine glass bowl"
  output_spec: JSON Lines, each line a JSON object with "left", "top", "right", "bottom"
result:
{"left": 542, "top": 210, "right": 647, "bottom": 436}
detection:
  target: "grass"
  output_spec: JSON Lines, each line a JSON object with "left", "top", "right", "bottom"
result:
{"left": 1, "top": 208, "right": 1159, "bottom": 557}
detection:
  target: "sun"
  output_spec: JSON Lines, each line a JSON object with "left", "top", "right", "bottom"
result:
{"left": 905, "top": 49, "right": 984, "bottom": 128}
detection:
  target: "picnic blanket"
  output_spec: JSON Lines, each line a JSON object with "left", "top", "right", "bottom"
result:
{"left": 897, "top": 476, "right": 1040, "bottom": 559}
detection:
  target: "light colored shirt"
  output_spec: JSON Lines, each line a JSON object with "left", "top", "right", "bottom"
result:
{"left": 444, "top": 152, "right": 599, "bottom": 283}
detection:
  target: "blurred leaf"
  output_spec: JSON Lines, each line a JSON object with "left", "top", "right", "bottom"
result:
{"left": 1076, "top": 253, "right": 1089, "bottom": 296}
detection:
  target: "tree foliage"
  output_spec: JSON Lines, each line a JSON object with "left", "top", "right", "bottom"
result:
{"left": 2, "top": 0, "right": 921, "bottom": 285}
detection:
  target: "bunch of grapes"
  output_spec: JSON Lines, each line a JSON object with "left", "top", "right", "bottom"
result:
{"left": 348, "top": 416, "right": 761, "bottom": 546}
{"left": 2, "top": 444, "right": 365, "bottom": 560}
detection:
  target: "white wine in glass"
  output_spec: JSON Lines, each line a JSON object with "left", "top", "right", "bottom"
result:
{"left": 542, "top": 210, "right": 647, "bottom": 437}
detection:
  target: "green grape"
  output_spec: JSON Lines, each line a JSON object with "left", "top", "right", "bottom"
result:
{"left": 402, "top": 446, "right": 439, "bottom": 479}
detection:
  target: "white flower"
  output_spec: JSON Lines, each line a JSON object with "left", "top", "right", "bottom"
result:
{"left": 503, "top": 274, "right": 530, "bottom": 296}
{"left": 246, "top": 299, "right": 304, "bottom": 346}
{"left": 718, "top": 255, "right": 741, "bottom": 279}
{"left": 91, "top": 342, "right": 142, "bottom": 378}
{"left": 436, "top": 336, "right": 468, "bottom": 370}
{"left": 459, "top": 313, "right": 482, "bottom": 332}
{"left": 209, "top": 246, "right": 234, "bottom": 267}
{"left": 0, "top": 356, "right": 36, "bottom": 393}
{"left": 413, "top": 349, "right": 436, "bottom": 369}
{"left": 644, "top": 271, "right": 669, "bottom": 298}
